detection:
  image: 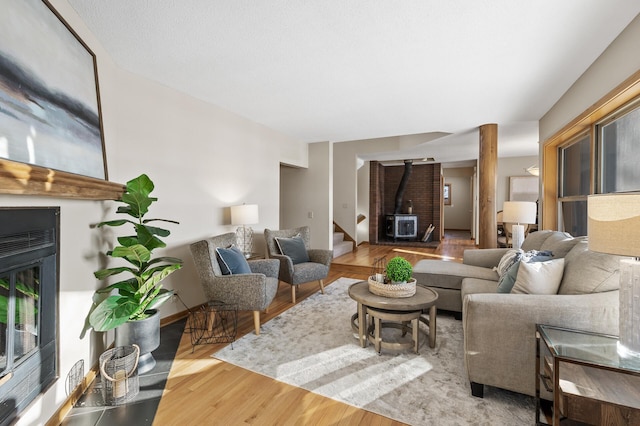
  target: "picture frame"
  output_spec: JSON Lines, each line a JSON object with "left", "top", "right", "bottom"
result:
{"left": 444, "top": 183, "right": 451, "bottom": 205}
{"left": 0, "top": 0, "right": 108, "bottom": 181}
{"left": 509, "top": 176, "right": 538, "bottom": 202}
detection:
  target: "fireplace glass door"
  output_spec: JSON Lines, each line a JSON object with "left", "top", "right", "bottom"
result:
{"left": 1, "top": 263, "right": 40, "bottom": 376}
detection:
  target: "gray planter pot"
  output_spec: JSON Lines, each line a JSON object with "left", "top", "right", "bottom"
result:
{"left": 114, "top": 309, "right": 160, "bottom": 374}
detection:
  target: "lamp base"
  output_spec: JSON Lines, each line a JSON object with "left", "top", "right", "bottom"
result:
{"left": 619, "top": 259, "right": 640, "bottom": 358}
{"left": 511, "top": 224, "right": 525, "bottom": 250}
{"left": 235, "top": 226, "right": 253, "bottom": 257}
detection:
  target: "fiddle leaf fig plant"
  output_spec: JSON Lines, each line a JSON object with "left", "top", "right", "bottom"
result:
{"left": 386, "top": 256, "right": 413, "bottom": 283}
{"left": 82, "top": 174, "right": 183, "bottom": 335}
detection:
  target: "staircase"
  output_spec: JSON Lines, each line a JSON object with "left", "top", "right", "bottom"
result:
{"left": 333, "top": 222, "right": 356, "bottom": 258}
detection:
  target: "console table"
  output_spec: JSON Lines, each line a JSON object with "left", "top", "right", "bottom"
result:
{"left": 536, "top": 325, "right": 640, "bottom": 425}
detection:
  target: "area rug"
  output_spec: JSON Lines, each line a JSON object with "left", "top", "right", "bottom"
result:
{"left": 213, "top": 277, "right": 535, "bottom": 425}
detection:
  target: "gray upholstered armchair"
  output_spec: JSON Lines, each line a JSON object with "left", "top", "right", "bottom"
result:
{"left": 190, "top": 233, "right": 279, "bottom": 335}
{"left": 264, "top": 226, "right": 333, "bottom": 303}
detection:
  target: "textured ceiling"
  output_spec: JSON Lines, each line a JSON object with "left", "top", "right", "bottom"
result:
{"left": 67, "top": 0, "right": 640, "bottom": 163}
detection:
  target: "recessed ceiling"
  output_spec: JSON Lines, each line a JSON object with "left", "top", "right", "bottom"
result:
{"left": 67, "top": 0, "right": 640, "bottom": 163}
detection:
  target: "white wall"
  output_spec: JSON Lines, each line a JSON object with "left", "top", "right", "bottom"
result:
{"left": 442, "top": 168, "right": 474, "bottom": 230}
{"left": 280, "top": 142, "right": 333, "bottom": 249}
{"left": 333, "top": 137, "right": 401, "bottom": 244}
{"left": 5, "top": 1, "right": 307, "bottom": 424}
{"left": 356, "top": 161, "right": 370, "bottom": 244}
{"left": 496, "top": 155, "right": 540, "bottom": 211}
{"left": 540, "top": 14, "right": 640, "bottom": 141}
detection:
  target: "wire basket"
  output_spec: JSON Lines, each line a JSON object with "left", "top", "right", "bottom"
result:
{"left": 187, "top": 301, "right": 238, "bottom": 351}
{"left": 370, "top": 256, "right": 387, "bottom": 283}
{"left": 99, "top": 344, "right": 140, "bottom": 406}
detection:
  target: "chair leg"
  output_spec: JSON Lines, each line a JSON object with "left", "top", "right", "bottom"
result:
{"left": 291, "top": 285, "right": 296, "bottom": 304}
{"left": 319, "top": 279, "right": 325, "bottom": 294}
{"left": 207, "top": 310, "right": 215, "bottom": 332}
{"left": 253, "top": 311, "right": 261, "bottom": 335}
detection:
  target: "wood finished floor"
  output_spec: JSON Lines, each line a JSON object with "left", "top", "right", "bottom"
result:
{"left": 152, "top": 231, "right": 476, "bottom": 425}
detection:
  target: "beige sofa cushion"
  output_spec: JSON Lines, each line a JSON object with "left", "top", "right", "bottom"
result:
{"left": 520, "top": 230, "right": 555, "bottom": 251}
{"left": 558, "top": 241, "right": 623, "bottom": 294}
{"left": 540, "top": 233, "right": 585, "bottom": 258}
{"left": 413, "top": 260, "right": 498, "bottom": 291}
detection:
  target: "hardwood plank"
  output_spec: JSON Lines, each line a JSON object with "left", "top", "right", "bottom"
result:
{"left": 152, "top": 235, "right": 474, "bottom": 425}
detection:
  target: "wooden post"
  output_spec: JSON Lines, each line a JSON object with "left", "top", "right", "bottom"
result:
{"left": 478, "top": 124, "right": 498, "bottom": 248}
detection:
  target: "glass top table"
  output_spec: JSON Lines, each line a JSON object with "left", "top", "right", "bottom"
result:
{"left": 538, "top": 325, "right": 640, "bottom": 374}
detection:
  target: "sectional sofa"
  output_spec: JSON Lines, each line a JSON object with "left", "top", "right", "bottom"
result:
{"left": 413, "top": 230, "right": 624, "bottom": 397}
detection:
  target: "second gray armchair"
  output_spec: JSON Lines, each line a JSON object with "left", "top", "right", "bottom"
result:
{"left": 264, "top": 226, "right": 333, "bottom": 303}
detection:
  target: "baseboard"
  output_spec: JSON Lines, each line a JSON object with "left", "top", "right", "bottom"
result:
{"left": 45, "top": 363, "right": 99, "bottom": 426}
{"left": 160, "top": 303, "right": 206, "bottom": 327}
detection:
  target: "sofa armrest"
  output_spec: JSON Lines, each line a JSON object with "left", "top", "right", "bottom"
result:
{"left": 462, "top": 291, "right": 619, "bottom": 397}
{"left": 463, "top": 248, "right": 509, "bottom": 268}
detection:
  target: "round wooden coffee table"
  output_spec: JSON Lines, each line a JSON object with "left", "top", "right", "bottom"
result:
{"left": 348, "top": 281, "right": 438, "bottom": 353}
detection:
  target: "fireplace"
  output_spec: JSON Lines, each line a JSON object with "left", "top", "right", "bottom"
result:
{"left": 0, "top": 208, "right": 59, "bottom": 426}
{"left": 386, "top": 214, "right": 418, "bottom": 240}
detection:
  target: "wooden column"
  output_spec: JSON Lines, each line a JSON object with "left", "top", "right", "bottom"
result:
{"left": 478, "top": 124, "right": 498, "bottom": 248}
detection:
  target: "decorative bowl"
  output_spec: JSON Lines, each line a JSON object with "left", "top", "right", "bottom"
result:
{"left": 368, "top": 276, "right": 416, "bottom": 298}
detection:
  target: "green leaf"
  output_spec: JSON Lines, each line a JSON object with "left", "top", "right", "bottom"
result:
{"left": 139, "top": 224, "right": 171, "bottom": 238}
{"left": 15, "top": 281, "right": 38, "bottom": 299}
{"left": 89, "top": 295, "right": 139, "bottom": 332}
{"left": 0, "top": 294, "right": 8, "bottom": 325}
{"left": 147, "top": 256, "right": 184, "bottom": 266}
{"left": 96, "top": 219, "right": 132, "bottom": 228}
{"left": 117, "top": 235, "right": 139, "bottom": 247}
{"left": 102, "top": 278, "right": 138, "bottom": 294}
{"left": 134, "top": 225, "right": 166, "bottom": 251}
{"left": 136, "top": 264, "right": 181, "bottom": 296}
{"left": 146, "top": 289, "right": 173, "bottom": 310}
{"left": 143, "top": 218, "right": 180, "bottom": 225}
{"left": 111, "top": 244, "right": 151, "bottom": 265}
{"left": 94, "top": 266, "right": 136, "bottom": 280}
{"left": 120, "top": 174, "right": 156, "bottom": 219}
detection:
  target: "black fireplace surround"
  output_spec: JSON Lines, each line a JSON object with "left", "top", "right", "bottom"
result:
{"left": 0, "top": 207, "right": 59, "bottom": 426}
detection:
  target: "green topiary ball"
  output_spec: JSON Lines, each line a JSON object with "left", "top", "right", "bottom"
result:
{"left": 386, "top": 256, "right": 412, "bottom": 283}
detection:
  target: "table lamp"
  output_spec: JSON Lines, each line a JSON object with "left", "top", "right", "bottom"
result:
{"left": 230, "top": 203, "right": 259, "bottom": 257}
{"left": 588, "top": 193, "right": 640, "bottom": 359}
{"left": 502, "top": 201, "right": 537, "bottom": 249}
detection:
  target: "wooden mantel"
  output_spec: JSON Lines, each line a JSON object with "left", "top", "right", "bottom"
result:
{"left": 0, "top": 159, "right": 124, "bottom": 200}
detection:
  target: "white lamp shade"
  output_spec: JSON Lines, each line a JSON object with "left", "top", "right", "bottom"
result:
{"left": 502, "top": 201, "right": 537, "bottom": 224}
{"left": 588, "top": 193, "right": 640, "bottom": 257}
{"left": 230, "top": 204, "right": 259, "bottom": 225}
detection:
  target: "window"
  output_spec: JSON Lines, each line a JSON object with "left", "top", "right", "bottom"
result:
{"left": 542, "top": 69, "right": 640, "bottom": 232}
{"left": 557, "top": 134, "right": 591, "bottom": 236}
{"left": 598, "top": 103, "right": 640, "bottom": 193}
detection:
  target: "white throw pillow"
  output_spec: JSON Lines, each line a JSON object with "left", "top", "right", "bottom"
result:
{"left": 495, "top": 249, "right": 523, "bottom": 277}
{"left": 511, "top": 258, "right": 565, "bottom": 295}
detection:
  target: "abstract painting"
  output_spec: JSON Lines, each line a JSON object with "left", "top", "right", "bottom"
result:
{"left": 0, "top": 0, "right": 106, "bottom": 180}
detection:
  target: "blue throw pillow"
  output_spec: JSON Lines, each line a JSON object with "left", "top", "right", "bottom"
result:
{"left": 215, "top": 245, "right": 251, "bottom": 275}
{"left": 496, "top": 250, "right": 553, "bottom": 293}
{"left": 275, "top": 235, "right": 310, "bottom": 264}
